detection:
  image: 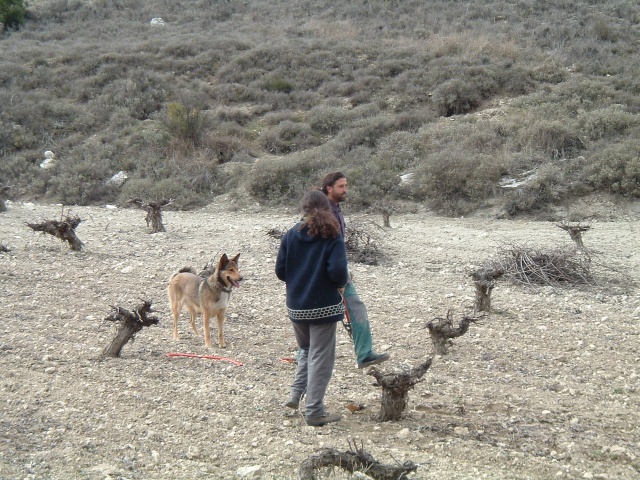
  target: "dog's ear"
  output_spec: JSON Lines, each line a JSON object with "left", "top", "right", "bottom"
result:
{"left": 218, "top": 253, "right": 229, "bottom": 270}
{"left": 231, "top": 253, "right": 240, "bottom": 265}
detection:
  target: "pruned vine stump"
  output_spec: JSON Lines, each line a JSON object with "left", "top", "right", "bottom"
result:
{"left": 299, "top": 440, "right": 418, "bottom": 480}
{"left": 372, "top": 200, "right": 395, "bottom": 229}
{"left": 128, "top": 198, "right": 173, "bottom": 233}
{"left": 381, "top": 208, "right": 391, "bottom": 228}
{"left": 367, "top": 358, "right": 433, "bottom": 421}
{"left": 426, "top": 309, "right": 482, "bottom": 356}
{"left": 103, "top": 300, "right": 159, "bottom": 357}
{"left": 27, "top": 215, "right": 84, "bottom": 251}
{"left": 470, "top": 267, "right": 504, "bottom": 312}
{"left": 557, "top": 221, "right": 591, "bottom": 250}
{"left": 0, "top": 185, "right": 10, "bottom": 212}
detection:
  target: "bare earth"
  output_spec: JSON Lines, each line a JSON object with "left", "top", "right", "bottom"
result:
{"left": 1, "top": 198, "right": 639, "bottom": 480}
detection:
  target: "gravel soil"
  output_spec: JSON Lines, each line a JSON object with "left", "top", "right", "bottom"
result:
{"left": 1, "top": 199, "right": 639, "bottom": 480}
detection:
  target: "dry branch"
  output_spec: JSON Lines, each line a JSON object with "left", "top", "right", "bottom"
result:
{"left": 128, "top": 198, "right": 173, "bottom": 233}
{"left": 103, "top": 300, "right": 159, "bottom": 357}
{"left": 426, "top": 309, "right": 481, "bottom": 355}
{"left": 299, "top": 440, "right": 418, "bottom": 480}
{"left": 367, "top": 358, "right": 433, "bottom": 421}
{"left": 27, "top": 215, "right": 84, "bottom": 251}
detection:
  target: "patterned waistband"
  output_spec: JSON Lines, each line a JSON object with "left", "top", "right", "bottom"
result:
{"left": 287, "top": 301, "right": 345, "bottom": 320}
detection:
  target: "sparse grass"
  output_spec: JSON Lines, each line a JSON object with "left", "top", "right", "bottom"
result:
{"left": 0, "top": 0, "right": 638, "bottom": 215}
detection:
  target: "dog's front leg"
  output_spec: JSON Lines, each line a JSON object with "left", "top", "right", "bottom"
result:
{"left": 203, "top": 313, "right": 212, "bottom": 348}
{"left": 216, "top": 311, "right": 225, "bottom": 348}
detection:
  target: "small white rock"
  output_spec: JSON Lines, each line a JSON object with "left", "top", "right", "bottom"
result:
{"left": 236, "top": 465, "right": 261, "bottom": 477}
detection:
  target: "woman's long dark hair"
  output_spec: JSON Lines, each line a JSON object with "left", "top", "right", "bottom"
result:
{"left": 299, "top": 190, "right": 340, "bottom": 239}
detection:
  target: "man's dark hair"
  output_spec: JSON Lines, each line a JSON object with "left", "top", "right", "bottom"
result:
{"left": 321, "top": 171, "right": 346, "bottom": 195}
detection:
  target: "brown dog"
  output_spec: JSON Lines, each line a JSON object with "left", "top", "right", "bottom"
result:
{"left": 168, "top": 253, "right": 242, "bottom": 348}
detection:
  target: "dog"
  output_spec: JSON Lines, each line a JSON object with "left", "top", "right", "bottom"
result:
{"left": 168, "top": 253, "right": 242, "bottom": 348}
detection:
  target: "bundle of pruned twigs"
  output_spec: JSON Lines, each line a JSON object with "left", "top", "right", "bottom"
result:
{"left": 487, "top": 243, "right": 594, "bottom": 287}
{"left": 345, "top": 220, "right": 384, "bottom": 266}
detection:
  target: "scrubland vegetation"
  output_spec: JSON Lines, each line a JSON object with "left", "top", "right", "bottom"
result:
{"left": 1, "top": 0, "right": 638, "bottom": 216}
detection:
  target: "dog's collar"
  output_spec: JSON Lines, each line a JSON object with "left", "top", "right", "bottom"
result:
{"left": 217, "top": 272, "right": 233, "bottom": 294}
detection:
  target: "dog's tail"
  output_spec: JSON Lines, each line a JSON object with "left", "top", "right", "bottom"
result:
{"left": 171, "top": 266, "right": 197, "bottom": 278}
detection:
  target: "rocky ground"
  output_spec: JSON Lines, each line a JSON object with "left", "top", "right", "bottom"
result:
{"left": 1, "top": 197, "right": 639, "bottom": 479}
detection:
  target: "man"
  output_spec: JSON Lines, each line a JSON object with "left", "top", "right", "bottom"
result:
{"left": 321, "top": 171, "right": 390, "bottom": 369}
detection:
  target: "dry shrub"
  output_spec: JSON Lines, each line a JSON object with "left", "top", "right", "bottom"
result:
{"left": 430, "top": 33, "right": 519, "bottom": 63}
{"left": 300, "top": 19, "right": 360, "bottom": 40}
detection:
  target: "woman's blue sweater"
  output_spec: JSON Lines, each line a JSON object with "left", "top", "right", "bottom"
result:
{"left": 275, "top": 222, "right": 349, "bottom": 324}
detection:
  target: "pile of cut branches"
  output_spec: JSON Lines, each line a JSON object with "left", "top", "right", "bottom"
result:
{"left": 345, "top": 221, "right": 384, "bottom": 266}
{"left": 488, "top": 243, "right": 593, "bottom": 288}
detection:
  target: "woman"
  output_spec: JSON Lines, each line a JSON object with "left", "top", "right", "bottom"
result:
{"left": 275, "top": 190, "right": 349, "bottom": 427}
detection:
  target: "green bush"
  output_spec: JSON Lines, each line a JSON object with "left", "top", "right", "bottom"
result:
{"left": 518, "top": 119, "right": 584, "bottom": 159}
{"left": 0, "top": 0, "right": 26, "bottom": 31}
{"left": 259, "top": 120, "right": 320, "bottom": 154}
{"left": 263, "top": 77, "right": 294, "bottom": 94}
{"left": 503, "top": 163, "right": 565, "bottom": 217}
{"left": 373, "top": 131, "right": 421, "bottom": 172}
{"left": 0, "top": 153, "right": 38, "bottom": 186}
{"left": 308, "top": 106, "right": 353, "bottom": 134}
{"left": 410, "top": 149, "right": 507, "bottom": 216}
{"left": 45, "top": 156, "right": 120, "bottom": 205}
{"left": 333, "top": 114, "right": 396, "bottom": 152}
{"left": 165, "top": 101, "right": 208, "bottom": 148}
{"left": 578, "top": 105, "right": 638, "bottom": 141}
{"left": 432, "top": 78, "right": 481, "bottom": 117}
{"left": 587, "top": 139, "right": 640, "bottom": 197}
{"left": 247, "top": 151, "right": 334, "bottom": 205}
